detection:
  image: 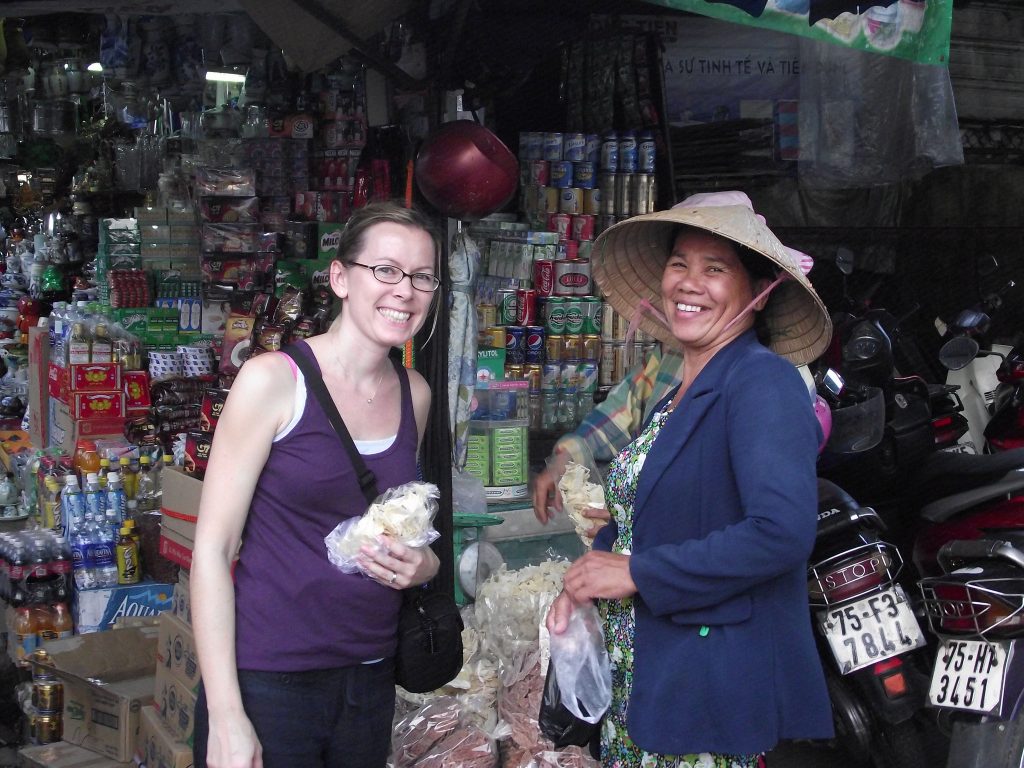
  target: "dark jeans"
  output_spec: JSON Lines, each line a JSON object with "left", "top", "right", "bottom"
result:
{"left": 194, "top": 659, "right": 395, "bottom": 768}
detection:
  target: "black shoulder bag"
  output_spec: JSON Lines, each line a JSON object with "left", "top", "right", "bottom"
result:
{"left": 283, "top": 346, "right": 464, "bottom": 694}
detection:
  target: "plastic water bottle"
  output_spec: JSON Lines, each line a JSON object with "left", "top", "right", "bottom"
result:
{"left": 70, "top": 527, "right": 94, "bottom": 589}
{"left": 136, "top": 456, "right": 157, "bottom": 512}
{"left": 62, "top": 476, "right": 84, "bottom": 538}
{"left": 106, "top": 472, "right": 126, "bottom": 523}
{"left": 84, "top": 472, "right": 103, "bottom": 519}
{"left": 91, "top": 518, "right": 118, "bottom": 588}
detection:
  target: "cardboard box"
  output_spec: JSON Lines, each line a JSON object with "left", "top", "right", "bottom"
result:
{"left": 27, "top": 326, "right": 49, "bottom": 449}
{"left": 139, "top": 705, "right": 194, "bottom": 768}
{"left": 68, "top": 391, "right": 126, "bottom": 420}
{"left": 154, "top": 664, "right": 196, "bottom": 746}
{"left": 162, "top": 468, "right": 203, "bottom": 519}
{"left": 316, "top": 222, "right": 344, "bottom": 260}
{"left": 172, "top": 573, "right": 192, "bottom": 626}
{"left": 72, "top": 582, "right": 175, "bottom": 634}
{"left": 161, "top": 511, "right": 196, "bottom": 545}
{"left": 48, "top": 400, "right": 126, "bottom": 454}
{"left": 158, "top": 531, "right": 193, "bottom": 571}
{"left": 47, "top": 362, "right": 122, "bottom": 401}
{"left": 123, "top": 370, "right": 151, "bottom": 410}
{"left": 156, "top": 612, "right": 201, "bottom": 694}
{"left": 19, "top": 740, "right": 127, "bottom": 767}
{"left": 37, "top": 626, "right": 158, "bottom": 762}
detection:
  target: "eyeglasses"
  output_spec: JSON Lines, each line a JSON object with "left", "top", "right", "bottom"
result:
{"left": 349, "top": 262, "right": 441, "bottom": 293}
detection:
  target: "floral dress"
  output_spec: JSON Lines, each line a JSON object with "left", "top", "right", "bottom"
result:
{"left": 598, "top": 405, "right": 763, "bottom": 768}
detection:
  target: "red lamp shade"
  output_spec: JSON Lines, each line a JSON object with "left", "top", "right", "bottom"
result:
{"left": 415, "top": 120, "right": 519, "bottom": 221}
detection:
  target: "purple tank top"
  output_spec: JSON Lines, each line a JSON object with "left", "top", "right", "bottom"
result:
{"left": 234, "top": 341, "right": 418, "bottom": 671}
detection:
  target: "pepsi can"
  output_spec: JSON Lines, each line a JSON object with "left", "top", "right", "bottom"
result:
{"left": 505, "top": 325, "right": 526, "bottom": 364}
{"left": 525, "top": 326, "right": 546, "bottom": 364}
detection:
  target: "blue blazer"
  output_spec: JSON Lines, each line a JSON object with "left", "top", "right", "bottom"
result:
{"left": 594, "top": 331, "right": 834, "bottom": 755}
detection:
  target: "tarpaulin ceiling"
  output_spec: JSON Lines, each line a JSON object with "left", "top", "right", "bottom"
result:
{"left": 643, "top": 0, "right": 954, "bottom": 65}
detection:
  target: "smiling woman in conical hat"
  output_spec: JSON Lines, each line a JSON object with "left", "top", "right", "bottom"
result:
{"left": 545, "top": 192, "right": 836, "bottom": 765}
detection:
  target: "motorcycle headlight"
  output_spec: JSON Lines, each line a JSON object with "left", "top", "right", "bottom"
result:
{"left": 843, "top": 321, "right": 887, "bottom": 362}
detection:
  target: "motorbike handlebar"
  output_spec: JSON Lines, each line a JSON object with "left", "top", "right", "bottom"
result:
{"left": 937, "top": 539, "right": 1024, "bottom": 573}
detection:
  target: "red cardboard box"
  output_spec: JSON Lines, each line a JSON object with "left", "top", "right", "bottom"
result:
{"left": 48, "top": 362, "right": 123, "bottom": 402}
{"left": 69, "top": 391, "right": 125, "bottom": 420}
{"left": 124, "top": 370, "right": 152, "bottom": 409}
{"left": 70, "top": 362, "right": 121, "bottom": 392}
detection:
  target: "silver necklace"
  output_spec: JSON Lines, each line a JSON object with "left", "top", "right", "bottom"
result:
{"left": 366, "top": 366, "right": 387, "bottom": 404}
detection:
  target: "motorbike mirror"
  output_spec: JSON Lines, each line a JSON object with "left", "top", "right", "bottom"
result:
{"left": 953, "top": 308, "right": 991, "bottom": 332}
{"left": 835, "top": 247, "right": 855, "bottom": 276}
{"left": 939, "top": 336, "right": 980, "bottom": 371}
{"left": 819, "top": 368, "right": 845, "bottom": 399}
{"left": 977, "top": 254, "right": 1000, "bottom": 277}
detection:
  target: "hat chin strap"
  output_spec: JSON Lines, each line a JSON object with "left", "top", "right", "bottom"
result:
{"left": 722, "top": 272, "right": 789, "bottom": 333}
{"left": 625, "top": 298, "right": 668, "bottom": 346}
{"left": 626, "top": 272, "right": 789, "bottom": 345}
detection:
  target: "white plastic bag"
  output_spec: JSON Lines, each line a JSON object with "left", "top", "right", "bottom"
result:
{"left": 324, "top": 481, "right": 440, "bottom": 574}
{"left": 549, "top": 445, "right": 606, "bottom": 546}
{"left": 549, "top": 602, "right": 611, "bottom": 724}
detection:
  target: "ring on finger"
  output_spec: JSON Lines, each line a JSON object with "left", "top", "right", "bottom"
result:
{"left": 389, "top": 571, "right": 398, "bottom": 584}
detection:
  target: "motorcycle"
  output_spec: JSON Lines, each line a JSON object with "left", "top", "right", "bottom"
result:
{"left": 936, "top": 277, "right": 1017, "bottom": 454}
{"left": 810, "top": 477, "right": 933, "bottom": 768}
{"left": 918, "top": 539, "right": 1024, "bottom": 767}
{"left": 981, "top": 345, "right": 1024, "bottom": 452}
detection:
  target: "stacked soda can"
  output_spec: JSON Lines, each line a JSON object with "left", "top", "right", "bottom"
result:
{"left": 519, "top": 131, "right": 605, "bottom": 229}
{"left": 30, "top": 651, "right": 63, "bottom": 745}
{"left": 518, "top": 128, "right": 656, "bottom": 234}
{"left": 596, "top": 129, "right": 657, "bottom": 233}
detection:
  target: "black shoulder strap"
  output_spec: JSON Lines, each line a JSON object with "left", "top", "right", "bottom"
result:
{"left": 282, "top": 344, "right": 379, "bottom": 504}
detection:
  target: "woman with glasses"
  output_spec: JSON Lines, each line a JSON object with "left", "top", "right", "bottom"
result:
{"left": 192, "top": 203, "right": 443, "bottom": 768}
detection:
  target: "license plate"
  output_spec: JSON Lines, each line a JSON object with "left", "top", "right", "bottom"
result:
{"left": 942, "top": 440, "right": 977, "bottom": 455}
{"left": 928, "top": 639, "right": 1010, "bottom": 713}
{"left": 818, "top": 586, "right": 927, "bottom": 673}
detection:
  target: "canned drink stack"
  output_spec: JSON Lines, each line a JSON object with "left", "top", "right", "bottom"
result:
{"left": 618, "top": 130, "right": 638, "bottom": 173}
{"left": 600, "top": 130, "right": 619, "bottom": 172}
{"left": 639, "top": 130, "right": 656, "bottom": 173}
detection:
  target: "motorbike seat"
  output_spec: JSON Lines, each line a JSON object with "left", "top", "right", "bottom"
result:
{"left": 920, "top": 470, "right": 1024, "bottom": 523}
{"left": 910, "top": 447, "right": 1024, "bottom": 505}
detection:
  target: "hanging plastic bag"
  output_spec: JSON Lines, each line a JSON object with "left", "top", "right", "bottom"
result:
{"left": 538, "top": 602, "right": 610, "bottom": 747}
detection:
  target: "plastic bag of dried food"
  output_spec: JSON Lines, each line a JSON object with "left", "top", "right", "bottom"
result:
{"left": 391, "top": 696, "right": 462, "bottom": 768}
{"left": 414, "top": 723, "right": 497, "bottom": 768}
{"left": 549, "top": 446, "right": 606, "bottom": 545}
{"left": 325, "top": 481, "right": 441, "bottom": 574}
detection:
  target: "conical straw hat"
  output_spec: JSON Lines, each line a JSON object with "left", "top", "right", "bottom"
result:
{"left": 592, "top": 194, "right": 832, "bottom": 366}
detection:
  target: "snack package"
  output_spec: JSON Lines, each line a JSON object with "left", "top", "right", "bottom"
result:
{"left": 550, "top": 446, "right": 606, "bottom": 546}
{"left": 324, "top": 481, "right": 441, "bottom": 574}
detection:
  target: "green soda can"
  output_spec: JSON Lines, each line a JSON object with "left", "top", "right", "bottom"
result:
{"left": 563, "top": 299, "right": 584, "bottom": 334}
{"left": 580, "top": 297, "right": 602, "bottom": 334}
{"left": 496, "top": 289, "right": 518, "bottom": 325}
{"left": 545, "top": 297, "right": 567, "bottom": 334}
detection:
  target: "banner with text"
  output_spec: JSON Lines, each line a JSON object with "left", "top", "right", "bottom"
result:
{"left": 644, "top": 0, "right": 952, "bottom": 66}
